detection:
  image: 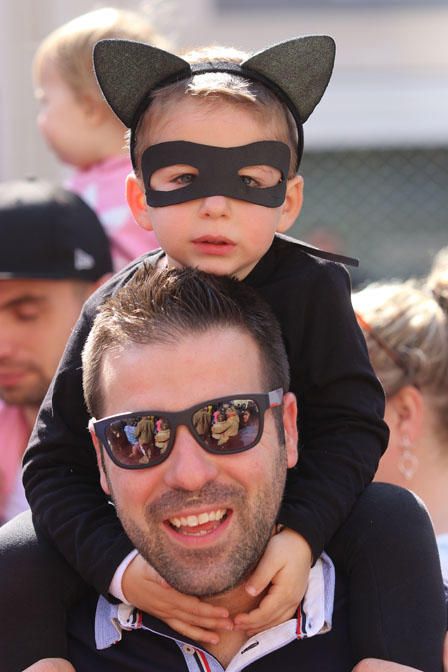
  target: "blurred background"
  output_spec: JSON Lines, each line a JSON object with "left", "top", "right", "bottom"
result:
{"left": 0, "top": 0, "right": 446, "bottom": 285}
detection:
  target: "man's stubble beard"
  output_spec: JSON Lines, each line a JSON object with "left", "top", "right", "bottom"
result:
{"left": 108, "top": 444, "right": 288, "bottom": 598}
{"left": 0, "top": 370, "right": 50, "bottom": 408}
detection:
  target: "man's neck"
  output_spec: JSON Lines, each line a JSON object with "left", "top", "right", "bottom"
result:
{"left": 22, "top": 404, "right": 39, "bottom": 431}
{"left": 201, "top": 584, "right": 267, "bottom": 668}
{"left": 206, "top": 583, "right": 262, "bottom": 618}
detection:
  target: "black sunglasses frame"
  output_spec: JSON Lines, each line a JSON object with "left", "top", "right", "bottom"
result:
{"left": 93, "top": 388, "right": 284, "bottom": 470}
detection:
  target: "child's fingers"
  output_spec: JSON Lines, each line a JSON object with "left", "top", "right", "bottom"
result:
{"left": 163, "top": 618, "right": 222, "bottom": 646}
{"left": 158, "top": 605, "right": 234, "bottom": 631}
{"left": 132, "top": 581, "right": 231, "bottom": 626}
{"left": 141, "top": 563, "right": 169, "bottom": 587}
{"left": 234, "top": 605, "right": 277, "bottom": 630}
{"left": 153, "top": 586, "right": 230, "bottom": 620}
{"left": 235, "top": 528, "right": 311, "bottom": 635}
{"left": 244, "top": 543, "right": 282, "bottom": 596}
{"left": 234, "top": 587, "right": 296, "bottom": 632}
{"left": 124, "top": 555, "right": 230, "bottom": 621}
{"left": 123, "top": 553, "right": 233, "bottom": 633}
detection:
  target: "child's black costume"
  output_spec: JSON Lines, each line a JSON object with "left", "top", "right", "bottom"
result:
{"left": 28, "top": 235, "right": 386, "bottom": 581}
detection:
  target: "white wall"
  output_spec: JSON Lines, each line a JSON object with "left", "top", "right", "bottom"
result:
{"left": 0, "top": 0, "right": 447, "bottom": 181}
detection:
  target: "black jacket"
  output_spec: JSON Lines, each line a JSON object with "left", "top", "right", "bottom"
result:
{"left": 23, "top": 235, "right": 388, "bottom": 594}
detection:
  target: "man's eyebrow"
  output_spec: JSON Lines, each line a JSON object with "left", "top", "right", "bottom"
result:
{"left": 1, "top": 294, "right": 47, "bottom": 311}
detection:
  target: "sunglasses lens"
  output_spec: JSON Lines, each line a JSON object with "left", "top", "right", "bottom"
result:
{"left": 105, "top": 414, "right": 171, "bottom": 467}
{"left": 102, "top": 398, "right": 263, "bottom": 468}
{"left": 193, "top": 399, "right": 261, "bottom": 453}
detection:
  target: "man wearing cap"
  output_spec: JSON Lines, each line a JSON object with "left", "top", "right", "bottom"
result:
{"left": 0, "top": 179, "right": 112, "bottom": 522}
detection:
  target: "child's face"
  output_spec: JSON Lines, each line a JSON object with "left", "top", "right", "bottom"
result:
{"left": 35, "top": 58, "right": 94, "bottom": 168}
{"left": 127, "top": 98, "right": 303, "bottom": 279}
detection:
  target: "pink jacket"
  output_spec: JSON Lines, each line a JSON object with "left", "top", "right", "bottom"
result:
{"left": 67, "top": 155, "right": 160, "bottom": 271}
{"left": 0, "top": 402, "right": 29, "bottom": 521}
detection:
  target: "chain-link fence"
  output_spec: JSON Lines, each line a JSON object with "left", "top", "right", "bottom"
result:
{"left": 292, "top": 147, "right": 448, "bottom": 287}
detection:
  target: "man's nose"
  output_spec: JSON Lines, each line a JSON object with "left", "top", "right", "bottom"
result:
{"left": 198, "top": 194, "right": 231, "bottom": 218}
{"left": 163, "top": 426, "right": 219, "bottom": 491}
{"left": 0, "top": 330, "right": 16, "bottom": 360}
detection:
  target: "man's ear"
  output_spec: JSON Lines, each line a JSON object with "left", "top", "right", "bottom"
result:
{"left": 282, "top": 392, "right": 299, "bottom": 468}
{"left": 387, "top": 385, "right": 424, "bottom": 443}
{"left": 276, "top": 175, "right": 304, "bottom": 234}
{"left": 89, "top": 421, "right": 111, "bottom": 496}
{"left": 126, "top": 172, "right": 154, "bottom": 232}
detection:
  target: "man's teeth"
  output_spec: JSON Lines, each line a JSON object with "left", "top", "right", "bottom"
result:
{"left": 169, "top": 509, "right": 227, "bottom": 528}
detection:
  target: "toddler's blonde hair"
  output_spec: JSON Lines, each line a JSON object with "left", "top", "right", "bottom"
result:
{"left": 34, "top": 7, "right": 168, "bottom": 101}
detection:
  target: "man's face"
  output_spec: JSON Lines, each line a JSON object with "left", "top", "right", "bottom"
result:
{"left": 0, "top": 279, "right": 90, "bottom": 408}
{"left": 94, "top": 327, "right": 298, "bottom": 597}
{"left": 127, "top": 97, "right": 303, "bottom": 280}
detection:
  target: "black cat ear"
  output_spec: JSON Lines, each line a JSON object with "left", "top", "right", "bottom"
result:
{"left": 93, "top": 39, "right": 190, "bottom": 127}
{"left": 242, "top": 35, "right": 335, "bottom": 123}
{"left": 93, "top": 36, "right": 335, "bottom": 129}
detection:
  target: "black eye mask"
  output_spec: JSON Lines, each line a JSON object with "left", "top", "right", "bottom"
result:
{"left": 141, "top": 140, "right": 291, "bottom": 208}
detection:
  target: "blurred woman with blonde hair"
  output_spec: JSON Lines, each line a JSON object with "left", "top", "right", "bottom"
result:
{"left": 353, "top": 248, "right": 448, "bottom": 578}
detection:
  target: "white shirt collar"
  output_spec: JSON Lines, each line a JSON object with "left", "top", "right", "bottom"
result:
{"left": 95, "top": 552, "right": 335, "bottom": 670}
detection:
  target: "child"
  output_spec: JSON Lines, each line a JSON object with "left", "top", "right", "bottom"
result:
{"left": 33, "top": 7, "right": 166, "bottom": 270}
{"left": 4, "top": 36, "right": 445, "bottom": 670}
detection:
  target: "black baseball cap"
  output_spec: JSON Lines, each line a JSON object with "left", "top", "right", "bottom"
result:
{"left": 0, "top": 179, "right": 113, "bottom": 281}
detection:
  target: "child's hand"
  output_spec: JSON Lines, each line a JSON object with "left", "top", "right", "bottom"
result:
{"left": 122, "top": 553, "right": 233, "bottom": 644}
{"left": 22, "top": 659, "right": 76, "bottom": 672}
{"left": 234, "top": 527, "right": 312, "bottom": 636}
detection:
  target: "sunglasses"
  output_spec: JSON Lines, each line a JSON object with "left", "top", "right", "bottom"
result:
{"left": 92, "top": 388, "right": 283, "bottom": 470}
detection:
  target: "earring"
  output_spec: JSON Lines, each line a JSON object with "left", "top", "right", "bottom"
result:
{"left": 398, "top": 434, "right": 419, "bottom": 481}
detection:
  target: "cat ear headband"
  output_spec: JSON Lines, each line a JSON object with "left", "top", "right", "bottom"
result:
{"left": 93, "top": 35, "right": 336, "bottom": 171}
{"left": 92, "top": 36, "right": 360, "bottom": 266}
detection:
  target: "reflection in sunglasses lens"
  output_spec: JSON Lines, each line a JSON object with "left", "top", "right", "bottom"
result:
{"left": 207, "top": 400, "right": 260, "bottom": 452}
{"left": 107, "top": 414, "right": 172, "bottom": 466}
{"left": 106, "top": 398, "right": 261, "bottom": 467}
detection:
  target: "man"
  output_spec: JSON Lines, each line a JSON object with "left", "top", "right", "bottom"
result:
{"left": 0, "top": 179, "right": 112, "bottom": 522}
{"left": 56, "top": 266, "right": 424, "bottom": 671}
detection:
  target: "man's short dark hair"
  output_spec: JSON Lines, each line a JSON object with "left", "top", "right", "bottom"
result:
{"left": 82, "top": 265, "right": 290, "bottom": 420}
